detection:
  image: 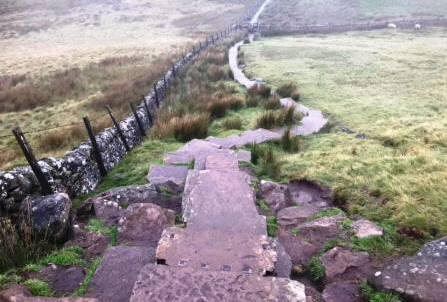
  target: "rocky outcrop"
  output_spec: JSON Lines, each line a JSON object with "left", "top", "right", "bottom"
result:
{"left": 20, "top": 193, "right": 72, "bottom": 243}
{"left": 87, "top": 246, "right": 154, "bottom": 302}
{"left": 130, "top": 264, "right": 306, "bottom": 302}
{"left": 118, "top": 203, "right": 175, "bottom": 247}
{"left": 259, "top": 180, "right": 292, "bottom": 213}
{"left": 371, "top": 236, "right": 447, "bottom": 302}
{"left": 288, "top": 180, "right": 331, "bottom": 209}
{"left": 80, "top": 184, "right": 182, "bottom": 223}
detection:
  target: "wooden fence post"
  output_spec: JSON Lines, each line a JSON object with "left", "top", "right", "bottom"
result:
{"left": 153, "top": 83, "right": 159, "bottom": 107}
{"left": 130, "top": 103, "right": 146, "bottom": 137}
{"left": 82, "top": 117, "right": 107, "bottom": 178}
{"left": 12, "top": 126, "right": 53, "bottom": 195}
{"left": 105, "top": 105, "right": 130, "bottom": 152}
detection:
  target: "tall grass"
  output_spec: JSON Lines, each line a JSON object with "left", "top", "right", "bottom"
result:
{"left": 151, "top": 36, "right": 246, "bottom": 142}
{"left": 0, "top": 217, "right": 54, "bottom": 272}
{"left": 276, "top": 82, "right": 300, "bottom": 101}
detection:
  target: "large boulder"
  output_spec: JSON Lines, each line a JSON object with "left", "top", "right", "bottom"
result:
{"left": 352, "top": 219, "right": 383, "bottom": 239}
{"left": 20, "top": 193, "right": 72, "bottom": 243}
{"left": 370, "top": 236, "right": 447, "bottom": 302}
{"left": 87, "top": 246, "right": 154, "bottom": 302}
{"left": 259, "top": 180, "right": 292, "bottom": 213}
{"left": 83, "top": 184, "right": 182, "bottom": 226}
{"left": 320, "top": 247, "right": 371, "bottom": 282}
{"left": 118, "top": 203, "right": 175, "bottom": 247}
{"left": 322, "top": 281, "right": 362, "bottom": 302}
{"left": 278, "top": 215, "right": 344, "bottom": 268}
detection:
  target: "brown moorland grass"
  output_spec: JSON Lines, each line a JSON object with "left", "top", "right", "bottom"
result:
{"left": 151, "top": 35, "right": 247, "bottom": 142}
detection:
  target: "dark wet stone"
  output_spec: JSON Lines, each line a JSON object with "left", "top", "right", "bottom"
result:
{"left": 277, "top": 205, "right": 320, "bottom": 227}
{"left": 274, "top": 239, "right": 292, "bottom": 278}
{"left": 370, "top": 236, "right": 447, "bottom": 302}
{"left": 20, "top": 193, "right": 72, "bottom": 243}
{"left": 130, "top": 265, "right": 306, "bottom": 302}
{"left": 87, "top": 246, "right": 154, "bottom": 302}
{"left": 279, "top": 216, "right": 344, "bottom": 267}
{"left": 40, "top": 265, "right": 85, "bottom": 295}
{"left": 288, "top": 179, "right": 332, "bottom": 209}
{"left": 118, "top": 203, "right": 175, "bottom": 247}
{"left": 320, "top": 247, "right": 370, "bottom": 282}
{"left": 85, "top": 184, "right": 182, "bottom": 226}
{"left": 259, "top": 180, "right": 292, "bottom": 213}
{"left": 65, "top": 229, "right": 108, "bottom": 260}
{"left": 322, "top": 281, "right": 362, "bottom": 302}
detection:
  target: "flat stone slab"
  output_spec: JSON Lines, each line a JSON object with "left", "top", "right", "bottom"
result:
{"left": 206, "top": 129, "right": 282, "bottom": 149}
{"left": 147, "top": 164, "right": 189, "bottom": 188}
{"left": 205, "top": 152, "right": 239, "bottom": 170}
{"left": 352, "top": 219, "right": 383, "bottom": 239}
{"left": 164, "top": 139, "right": 223, "bottom": 169}
{"left": 157, "top": 226, "right": 275, "bottom": 275}
{"left": 87, "top": 246, "right": 154, "bottom": 302}
{"left": 237, "top": 150, "right": 251, "bottom": 163}
{"left": 371, "top": 236, "right": 447, "bottom": 302}
{"left": 130, "top": 264, "right": 306, "bottom": 302}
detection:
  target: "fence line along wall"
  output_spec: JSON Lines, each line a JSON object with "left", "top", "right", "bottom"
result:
{"left": 260, "top": 17, "right": 447, "bottom": 36}
{"left": 0, "top": 0, "right": 265, "bottom": 218}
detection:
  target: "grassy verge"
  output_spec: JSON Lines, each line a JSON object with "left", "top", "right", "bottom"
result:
{"left": 242, "top": 28, "right": 447, "bottom": 251}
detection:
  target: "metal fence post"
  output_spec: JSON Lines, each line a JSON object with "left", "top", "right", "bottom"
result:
{"left": 82, "top": 117, "right": 107, "bottom": 178}
{"left": 12, "top": 126, "right": 53, "bottom": 195}
{"left": 105, "top": 106, "right": 130, "bottom": 152}
{"left": 130, "top": 103, "right": 146, "bottom": 137}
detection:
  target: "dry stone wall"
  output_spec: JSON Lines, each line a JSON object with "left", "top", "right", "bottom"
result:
{"left": 0, "top": 0, "right": 264, "bottom": 217}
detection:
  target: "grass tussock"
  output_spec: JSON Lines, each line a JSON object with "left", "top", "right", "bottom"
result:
{"left": 255, "top": 106, "right": 301, "bottom": 129}
{"left": 0, "top": 217, "right": 55, "bottom": 272}
{"left": 247, "top": 84, "right": 271, "bottom": 99}
{"left": 221, "top": 116, "right": 242, "bottom": 130}
{"left": 151, "top": 35, "right": 246, "bottom": 142}
{"left": 276, "top": 82, "right": 300, "bottom": 101}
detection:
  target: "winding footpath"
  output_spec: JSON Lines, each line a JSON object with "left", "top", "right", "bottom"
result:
{"left": 129, "top": 1, "right": 328, "bottom": 301}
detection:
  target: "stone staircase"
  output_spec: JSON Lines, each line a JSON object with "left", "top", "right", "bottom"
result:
{"left": 128, "top": 147, "right": 306, "bottom": 301}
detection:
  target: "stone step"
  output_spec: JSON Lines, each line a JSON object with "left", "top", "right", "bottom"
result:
{"left": 156, "top": 153, "right": 276, "bottom": 276}
{"left": 182, "top": 169, "right": 263, "bottom": 232}
{"left": 157, "top": 226, "right": 275, "bottom": 275}
{"left": 86, "top": 246, "right": 154, "bottom": 302}
{"left": 130, "top": 264, "right": 306, "bottom": 302}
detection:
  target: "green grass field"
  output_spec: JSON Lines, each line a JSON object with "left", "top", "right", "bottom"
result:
{"left": 259, "top": 0, "right": 447, "bottom": 28}
{"left": 242, "top": 28, "right": 447, "bottom": 240}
